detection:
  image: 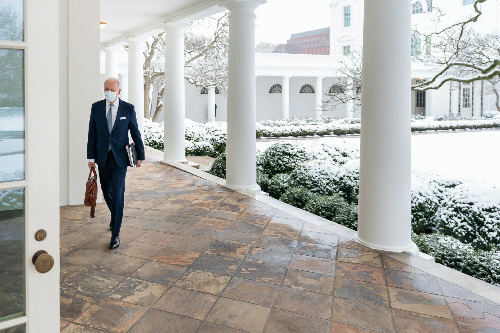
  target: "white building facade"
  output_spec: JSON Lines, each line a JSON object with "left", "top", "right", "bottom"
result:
{"left": 144, "top": 0, "right": 499, "bottom": 121}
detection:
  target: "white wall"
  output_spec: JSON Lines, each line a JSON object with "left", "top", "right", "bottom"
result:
{"left": 63, "top": 0, "right": 100, "bottom": 205}
{"left": 289, "top": 77, "right": 317, "bottom": 119}
{"left": 330, "top": 0, "right": 364, "bottom": 56}
{"left": 256, "top": 77, "right": 283, "bottom": 120}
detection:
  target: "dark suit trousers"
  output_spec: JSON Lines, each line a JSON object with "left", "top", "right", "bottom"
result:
{"left": 100, "top": 150, "right": 127, "bottom": 238}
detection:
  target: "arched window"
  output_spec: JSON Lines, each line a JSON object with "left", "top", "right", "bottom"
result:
{"left": 412, "top": 1, "right": 423, "bottom": 14}
{"left": 269, "top": 84, "right": 282, "bottom": 94}
{"left": 328, "top": 84, "right": 344, "bottom": 95}
{"left": 200, "top": 87, "right": 220, "bottom": 94}
{"left": 300, "top": 84, "right": 315, "bottom": 94}
{"left": 426, "top": 0, "right": 432, "bottom": 12}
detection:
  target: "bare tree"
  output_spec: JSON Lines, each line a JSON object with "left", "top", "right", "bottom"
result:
{"left": 322, "top": 0, "right": 499, "bottom": 113}
{"left": 413, "top": 0, "right": 500, "bottom": 101}
{"left": 321, "top": 50, "right": 362, "bottom": 113}
{"left": 139, "top": 12, "right": 229, "bottom": 122}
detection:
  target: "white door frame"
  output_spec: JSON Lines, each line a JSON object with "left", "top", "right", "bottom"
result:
{"left": 0, "top": 0, "right": 60, "bottom": 332}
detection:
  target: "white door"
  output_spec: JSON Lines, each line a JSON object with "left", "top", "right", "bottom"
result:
{"left": 0, "top": 1, "right": 60, "bottom": 332}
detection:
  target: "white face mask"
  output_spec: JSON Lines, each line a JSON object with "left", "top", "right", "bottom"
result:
{"left": 104, "top": 91, "right": 117, "bottom": 103}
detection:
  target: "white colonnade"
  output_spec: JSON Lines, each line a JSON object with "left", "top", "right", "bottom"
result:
{"left": 128, "top": 39, "right": 145, "bottom": 136}
{"left": 163, "top": 23, "right": 189, "bottom": 162}
{"left": 223, "top": 0, "right": 265, "bottom": 190}
{"left": 357, "top": 0, "right": 417, "bottom": 252}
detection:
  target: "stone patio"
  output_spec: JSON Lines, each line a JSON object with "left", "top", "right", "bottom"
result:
{"left": 59, "top": 161, "right": 500, "bottom": 333}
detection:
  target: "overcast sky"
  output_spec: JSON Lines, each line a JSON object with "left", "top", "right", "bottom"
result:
{"left": 254, "top": 0, "right": 331, "bottom": 45}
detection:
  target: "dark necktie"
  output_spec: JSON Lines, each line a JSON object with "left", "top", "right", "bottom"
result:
{"left": 107, "top": 104, "right": 113, "bottom": 133}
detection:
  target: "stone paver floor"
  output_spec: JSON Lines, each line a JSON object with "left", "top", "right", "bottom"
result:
{"left": 59, "top": 162, "right": 500, "bottom": 333}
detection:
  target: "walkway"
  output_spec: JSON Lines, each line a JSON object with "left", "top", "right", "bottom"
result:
{"left": 59, "top": 161, "right": 500, "bottom": 333}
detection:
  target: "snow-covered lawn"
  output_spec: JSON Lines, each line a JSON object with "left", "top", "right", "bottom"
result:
{"left": 257, "top": 130, "right": 500, "bottom": 186}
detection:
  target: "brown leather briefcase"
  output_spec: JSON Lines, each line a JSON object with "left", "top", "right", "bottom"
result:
{"left": 84, "top": 168, "right": 98, "bottom": 218}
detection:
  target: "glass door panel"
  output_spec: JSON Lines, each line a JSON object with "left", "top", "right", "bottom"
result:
{"left": 0, "top": 0, "right": 24, "bottom": 41}
{"left": 0, "top": 189, "right": 25, "bottom": 323}
{"left": 0, "top": 49, "right": 24, "bottom": 183}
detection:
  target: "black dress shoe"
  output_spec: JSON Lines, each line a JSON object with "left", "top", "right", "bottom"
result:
{"left": 109, "top": 236, "right": 120, "bottom": 250}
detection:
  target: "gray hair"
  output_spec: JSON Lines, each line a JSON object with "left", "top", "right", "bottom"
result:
{"left": 104, "top": 77, "right": 120, "bottom": 89}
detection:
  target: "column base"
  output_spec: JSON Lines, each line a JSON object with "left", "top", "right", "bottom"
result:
{"left": 224, "top": 183, "right": 263, "bottom": 198}
{"left": 355, "top": 235, "right": 420, "bottom": 254}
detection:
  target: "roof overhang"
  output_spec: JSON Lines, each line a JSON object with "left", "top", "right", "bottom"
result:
{"left": 100, "top": 0, "right": 225, "bottom": 47}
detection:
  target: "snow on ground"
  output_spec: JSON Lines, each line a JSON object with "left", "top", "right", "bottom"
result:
{"left": 256, "top": 130, "right": 500, "bottom": 186}
{"left": 0, "top": 154, "right": 24, "bottom": 183}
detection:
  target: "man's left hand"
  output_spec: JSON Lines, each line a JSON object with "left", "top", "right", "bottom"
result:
{"left": 137, "top": 160, "right": 143, "bottom": 167}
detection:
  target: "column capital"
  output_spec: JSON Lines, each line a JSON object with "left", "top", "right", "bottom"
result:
{"left": 220, "top": 0, "right": 266, "bottom": 13}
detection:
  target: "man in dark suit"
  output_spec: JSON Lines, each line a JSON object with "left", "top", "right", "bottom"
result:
{"left": 87, "top": 77, "right": 145, "bottom": 250}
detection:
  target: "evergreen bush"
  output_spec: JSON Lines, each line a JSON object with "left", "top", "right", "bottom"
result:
{"left": 256, "top": 171, "right": 270, "bottom": 193}
{"left": 303, "top": 194, "right": 358, "bottom": 230}
{"left": 280, "top": 187, "right": 313, "bottom": 209}
{"left": 436, "top": 183, "right": 500, "bottom": 251}
{"left": 267, "top": 173, "right": 292, "bottom": 199}
{"left": 288, "top": 161, "right": 359, "bottom": 204}
{"left": 258, "top": 142, "right": 312, "bottom": 177}
{"left": 413, "top": 233, "right": 500, "bottom": 286}
{"left": 208, "top": 151, "right": 226, "bottom": 179}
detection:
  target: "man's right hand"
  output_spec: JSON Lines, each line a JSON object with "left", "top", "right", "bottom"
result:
{"left": 88, "top": 162, "right": 96, "bottom": 169}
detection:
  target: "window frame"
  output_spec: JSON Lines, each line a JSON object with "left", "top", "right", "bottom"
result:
{"left": 299, "top": 84, "right": 315, "bottom": 94}
{"left": 412, "top": 1, "right": 423, "bottom": 14}
{"left": 343, "top": 5, "right": 351, "bottom": 27}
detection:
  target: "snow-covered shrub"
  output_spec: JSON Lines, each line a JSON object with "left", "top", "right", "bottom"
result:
{"left": 288, "top": 160, "right": 359, "bottom": 204}
{"left": 185, "top": 141, "right": 215, "bottom": 157}
{"left": 207, "top": 128, "right": 227, "bottom": 156}
{"left": 0, "top": 189, "right": 24, "bottom": 212}
{"left": 256, "top": 171, "right": 270, "bottom": 193}
{"left": 319, "top": 142, "right": 359, "bottom": 165}
{"left": 303, "top": 194, "right": 358, "bottom": 230}
{"left": 280, "top": 187, "right": 313, "bottom": 209}
{"left": 258, "top": 142, "right": 312, "bottom": 177}
{"left": 208, "top": 151, "right": 226, "bottom": 179}
{"left": 436, "top": 182, "right": 500, "bottom": 251}
{"left": 144, "top": 119, "right": 164, "bottom": 151}
{"left": 411, "top": 177, "right": 443, "bottom": 234}
{"left": 267, "top": 173, "right": 292, "bottom": 199}
{"left": 413, "top": 233, "right": 500, "bottom": 286}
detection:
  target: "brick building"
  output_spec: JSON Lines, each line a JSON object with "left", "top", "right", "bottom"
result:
{"left": 286, "top": 27, "right": 330, "bottom": 55}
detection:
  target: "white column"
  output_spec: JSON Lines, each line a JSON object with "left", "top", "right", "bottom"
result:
{"left": 315, "top": 76, "right": 324, "bottom": 118}
{"left": 128, "top": 39, "right": 145, "bottom": 136}
{"left": 164, "top": 23, "right": 189, "bottom": 162}
{"left": 357, "top": 0, "right": 417, "bottom": 253}
{"left": 207, "top": 86, "right": 216, "bottom": 122}
{"left": 282, "top": 76, "right": 290, "bottom": 120}
{"left": 119, "top": 73, "right": 128, "bottom": 102}
{"left": 222, "top": 0, "right": 266, "bottom": 190}
{"left": 104, "top": 47, "right": 119, "bottom": 79}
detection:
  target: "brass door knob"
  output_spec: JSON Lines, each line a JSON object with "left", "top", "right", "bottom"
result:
{"left": 32, "top": 250, "right": 54, "bottom": 273}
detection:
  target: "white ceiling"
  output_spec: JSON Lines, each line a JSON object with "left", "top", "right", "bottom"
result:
{"left": 100, "top": 0, "right": 223, "bottom": 46}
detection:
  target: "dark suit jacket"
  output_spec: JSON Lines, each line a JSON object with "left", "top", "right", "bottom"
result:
{"left": 87, "top": 99, "right": 145, "bottom": 168}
